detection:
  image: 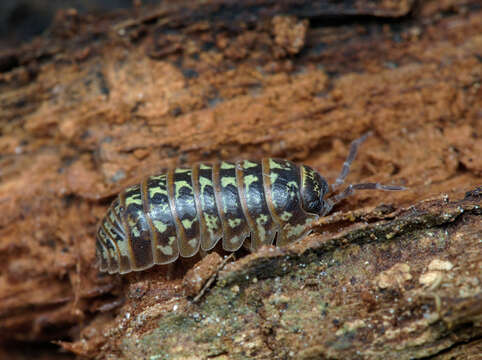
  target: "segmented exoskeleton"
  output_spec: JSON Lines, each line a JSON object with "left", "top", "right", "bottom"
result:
{"left": 96, "top": 133, "right": 404, "bottom": 274}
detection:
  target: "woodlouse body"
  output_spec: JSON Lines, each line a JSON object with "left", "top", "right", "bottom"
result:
{"left": 97, "top": 159, "right": 328, "bottom": 274}
{"left": 96, "top": 133, "right": 404, "bottom": 274}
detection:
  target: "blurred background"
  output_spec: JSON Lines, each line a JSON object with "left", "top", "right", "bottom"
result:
{"left": 0, "top": 0, "right": 160, "bottom": 47}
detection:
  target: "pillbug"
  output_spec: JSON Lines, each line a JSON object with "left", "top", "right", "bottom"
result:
{"left": 96, "top": 133, "right": 404, "bottom": 274}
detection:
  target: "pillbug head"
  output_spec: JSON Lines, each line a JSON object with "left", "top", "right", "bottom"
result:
{"left": 300, "top": 165, "right": 329, "bottom": 215}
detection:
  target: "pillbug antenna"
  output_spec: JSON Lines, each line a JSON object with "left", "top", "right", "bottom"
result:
{"left": 321, "top": 132, "right": 406, "bottom": 216}
{"left": 322, "top": 182, "right": 406, "bottom": 216}
{"left": 331, "top": 131, "right": 373, "bottom": 192}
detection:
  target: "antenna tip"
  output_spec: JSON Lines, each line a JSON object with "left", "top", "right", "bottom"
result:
{"left": 390, "top": 185, "right": 407, "bottom": 191}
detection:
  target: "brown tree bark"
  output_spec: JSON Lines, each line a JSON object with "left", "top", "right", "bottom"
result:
{"left": 0, "top": 0, "right": 480, "bottom": 359}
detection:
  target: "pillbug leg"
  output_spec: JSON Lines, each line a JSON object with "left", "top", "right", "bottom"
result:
{"left": 322, "top": 182, "right": 406, "bottom": 216}
{"left": 331, "top": 132, "right": 372, "bottom": 192}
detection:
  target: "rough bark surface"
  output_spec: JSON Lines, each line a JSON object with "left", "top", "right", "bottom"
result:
{"left": 0, "top": 0, "right": 480, "bottom": 359}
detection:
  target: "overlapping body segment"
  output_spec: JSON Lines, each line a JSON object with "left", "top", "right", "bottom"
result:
{"left": 143, "top": 174, "right": 179, "bottom": 265}
{"left": 121, "top": 184, "right": 153, "bottom": 271}
{"left": 168, "top": 168, "right": 200, "bottom": 257}
{"left": 213, "top": 161, "right": 251, "bottom": 251}
{"left": 236, "top": 160, "right": 277, "bottom": 250}
{"left": 96, "top": 158, "right": 324, "bottom": 274}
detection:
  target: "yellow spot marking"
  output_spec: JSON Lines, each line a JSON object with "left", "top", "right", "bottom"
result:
{"left": 102, "top": 239, "right": 113, "bottom": 257}
{"left": 221, "top": 162, "right": 235, "bottom": 169}
{"left": 116, "top": 239, "right": 130, "bottom": 257}
{"left": 104, "top": 221, "right": 113, "bottom": 232}
{"left": 158, "top": 245, "right": 173, "bottom": 256}
{"left": 204, "top": 213, "right": 219, "bottom": 235}
{"left": 287, "top": 181, "right": 299, "bottom": 189}
{"left": 150, "top": 202, "right": 170, "bottom": 212}
{"left": 105, "top": 223, "right": 119, "bottom": 241}
{"left": 175, "top": 180, "right": 193, "bottom": 198}
{"left": 108, "top": 211, "right": 116, "bottom": 223}
{"left": 257, "top": 214, "right": 268, "bottom": 224}
{"left": 280, "top": 211, "right": 293, "bottom": 222}
{"left": 126, "top": 195, "right": 142, "bottom": 206}
{"left": 114, "top": 203, "right": 123, "bottom": 220}
{"left": 200, "top": 164, "right": 211, "bottom": 170}
{"left": 256, "top": 214, "right": 269, "bottom": 241}
{"left": 284, "top": 216, "right": 317, "bottom": 239}
{"left": 270, "top": 172, "right": 278, "bottom": 183}
{"left": 98, "top": 231, "right": 106, "bottom": 242}
{"left": 230, "top": 235, "right": 241, "bottom": 244}
{"left": 182, "top": 218, "right": 196, "bottom": 229}
{"left": 153, "top": 220, "right": 168, "bottom": 233}
{"left": 199, "top": 175, "right": 213, "bottom": 191}
{"left": 130, "top": 225, "right": 140, "bottom": 237}
{"left": 244, "top": 174, "right": 258, "bottom": 192}
{"left": 243, "top": 160, "right": 258, "bottom": 169}
{"left": 127, "top": 215, "right": 141, "bottom": 236}
{"left": 188, "top": 238, "right": 198, "bottom": 248}
{"left": 150, "top": 175, "right": 165, "bottom": 180}
{"left": 228, "top": 218, "right": 242, "bottom": 228}
{"left": 221, "top": 176, "right": 236, "bottom": 188}
{"left": 149, "top": 185, "right": 168, "bottom": 198}
{"left": 269, "top": 159, "right": 290, "bottom": 170}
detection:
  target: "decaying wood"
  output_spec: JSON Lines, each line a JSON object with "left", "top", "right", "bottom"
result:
{"left": 67, "top": 189, "right": 479, "bottom": 359}
{"left": 0, "top": 0, "right": 480, "bottom": 359}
